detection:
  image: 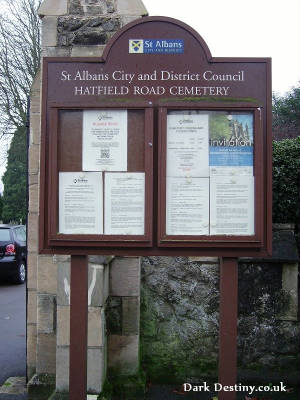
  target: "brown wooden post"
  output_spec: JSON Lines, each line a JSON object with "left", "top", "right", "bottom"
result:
{"left": 218, "top": 257, "right": 238, "bottom": 400}
{"left": 69, "top": 255, "right": 89, "bottom": 400}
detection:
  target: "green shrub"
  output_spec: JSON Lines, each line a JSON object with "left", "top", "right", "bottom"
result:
{"left": 272, "top": 137, "right": 300, "bottom": 235}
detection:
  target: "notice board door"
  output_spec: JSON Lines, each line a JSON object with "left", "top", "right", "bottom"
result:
{"left": 46, "top": 105, "right": 154, "bottom": 248}
{"left": 157, "top": 105, "right": 264, "bottom": 249}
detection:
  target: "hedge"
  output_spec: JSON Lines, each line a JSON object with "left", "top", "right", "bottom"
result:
{"left": 272, "top": 137, "right": 300, "bottom": 236}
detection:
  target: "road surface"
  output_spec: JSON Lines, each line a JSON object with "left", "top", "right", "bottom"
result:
{"left": 0, "top": 281, "right": 26, "bottom": 388}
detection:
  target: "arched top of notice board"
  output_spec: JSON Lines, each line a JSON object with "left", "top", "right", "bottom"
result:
{"left": 101, "top": 16, "right": 213, "bottom": 63}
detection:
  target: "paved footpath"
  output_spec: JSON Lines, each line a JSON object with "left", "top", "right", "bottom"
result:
{"left": 0, "top": 282, "right": 27, "bottom": 399}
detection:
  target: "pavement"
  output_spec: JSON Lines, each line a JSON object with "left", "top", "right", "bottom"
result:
{"left": 145, "top": 384, "right": 213, "bottom": 399}
{"left": 0, "top": 377, "right": 27, "bottom": 399}
{"left": 0, "top": 394, "right": 27, "bottom": 400}
{"left": 0, "top": 281, "right": 27, "bottom": 400}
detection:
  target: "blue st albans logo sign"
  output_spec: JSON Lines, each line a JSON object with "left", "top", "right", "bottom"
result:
{"left": 129, "top": 39, "right": 184, "bottom": 54}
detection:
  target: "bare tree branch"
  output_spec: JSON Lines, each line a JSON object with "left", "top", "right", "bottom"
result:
{"left": 0, "top": 0, "right": 41, "bottom": 154}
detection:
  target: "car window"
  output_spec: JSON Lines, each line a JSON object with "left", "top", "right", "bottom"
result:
{"left": 0, "top": 229, "right": 11, "bottom": 241}
{"left": 15, "top": 227, "right": 26, "bottom": 242}
{"left": 20, "top": 227, "right": 26, "bottom": 241}
{"left": 14, "top": 228, "right": 21, "bottom": 241}
{"left": 21, "top": 227, "right": 26, "bottom": 240}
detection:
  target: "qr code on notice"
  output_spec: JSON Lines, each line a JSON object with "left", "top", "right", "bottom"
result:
{"left": 101, "top": 148, "right": 110, "bottom": 159}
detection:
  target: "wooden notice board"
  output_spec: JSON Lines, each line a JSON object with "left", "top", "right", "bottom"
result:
{"left": 39, "top": 16, "right": 272, "bottom": 257}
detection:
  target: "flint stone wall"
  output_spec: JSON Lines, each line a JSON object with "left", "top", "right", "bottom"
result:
{"left": 57, "top": 16, "right": 121, "bottom": 46}
{"left": 140, "top": 228, "right": 299, "bottom": 385}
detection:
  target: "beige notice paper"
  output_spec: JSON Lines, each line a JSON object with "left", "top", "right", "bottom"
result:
{"left": 104, "top": 172, "right": 145, "bottom": 235}
{"left": 59, "top": 172, "right": 103, "bottom": 234}
{"left": 167, "top": 113, "right": 209, "bottom": 178}
{"left": 166, "top": 177, "right": 209, "bottom": 235}
{"left": 210, "top": 175, "right": 254, "bottom": 235}
{"left": 82, "top": 109, "right": 127, "bottom": 171}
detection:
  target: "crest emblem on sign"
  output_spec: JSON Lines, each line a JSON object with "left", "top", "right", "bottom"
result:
{"left": 129, "top": 39, "right": 144, "bottom": 53}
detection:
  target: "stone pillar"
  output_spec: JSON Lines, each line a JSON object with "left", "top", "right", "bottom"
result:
{"left": 56, "top": 256, "right": 110, "bottom": 394}
{"left": 107, "top": 257, "right": 144, "bottom": 397}
{"left": 108, "top": 257, "right": 141, "bottom": 374}
{"left": 27, "top": 69, "right": 41, "bottom": 379}
{"left": 26, "top": 0, "right": 148, "bottom": 396}
{"left": 280, "top": 263, "right": 298, "bottom": 320}
{"left": 273, "top": 224, "right": 299, "bottom": 321}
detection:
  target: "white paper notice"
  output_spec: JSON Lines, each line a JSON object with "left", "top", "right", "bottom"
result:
{"left": 167, "top": 113, "right": 209, "bottom": 177}
{"left": 104, "top": 173, "right": 145, "bottom": 235}
{"left": 166, "top": 177, "right": 209, "bottom": 235}
{"left": 210, "top": 166, "right": 253, "bottom": 176}
{"left": 210, "top": 176, "right": 254, "bottom": 235}
{"left": 82, "top": 109, "right": 127, "bottom": 171}
{"left": 59, "top": 172, "right": 103, "bottom": 234}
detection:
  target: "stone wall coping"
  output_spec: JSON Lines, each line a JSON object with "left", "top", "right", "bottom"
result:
{"left": 240, "top": 229, "right": 299, "bottom": 263}
{"left": 272, "top": 223, "right": 295, "bottom": 231}
{"left": 38, "top": 0, "right": 68, "bottom": 17}
{"left": 89, "top": 255, "right": 114, "bottom": 265}
{"left": 117, "top": 0, "right": 148, "bottom": 16}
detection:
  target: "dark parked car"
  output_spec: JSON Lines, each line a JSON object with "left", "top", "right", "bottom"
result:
{"left": 0, "top": 224, "right": 27, "bottom": 284}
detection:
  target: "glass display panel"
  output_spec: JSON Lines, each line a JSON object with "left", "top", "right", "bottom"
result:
{"left": 166, "top": 110, "right": 254, "bottom": 236}
{"left": 57, "top": 109, "right": 146, "bottom": 236}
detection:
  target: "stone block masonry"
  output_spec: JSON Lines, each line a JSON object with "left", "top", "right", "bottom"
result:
{"left": 27, "top": 1, "right": 148, "bottom": 396}
{"left": 69, "top": 0, "right": 116, "bottom": 16}
{"left": 110, "top": 257, "right": 140, "bottom": 297}
{"left": 108, "top": 335, "right": 139, "bottom": 375}
{"left": 38, "top": 0, "right": 68, "bottom": 16}
{"left": 27, "top": 65, "right": 42, "bottom": 382}
{"left": 107, "top": 258, "right": 141, "bottom": 376}
{"left": 55, "top": 261, "right": 109, "bottom": 393}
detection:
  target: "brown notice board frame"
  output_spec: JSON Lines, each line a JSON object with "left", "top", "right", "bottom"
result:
{"left": 157, "top": 104, "right": 263, "bottom": 248}
{"left": 38, "top": 17, "right": 273, "bottom": 400}
{"left": 39, "top": 16, "right": 272, "bottom": 257}
{"left": 46, "top": 104, "right": 154, "bottom": 248}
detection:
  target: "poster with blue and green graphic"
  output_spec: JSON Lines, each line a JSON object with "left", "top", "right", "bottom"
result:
{"left": 209, "top": 112, "right": 253, "bottom": 176}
